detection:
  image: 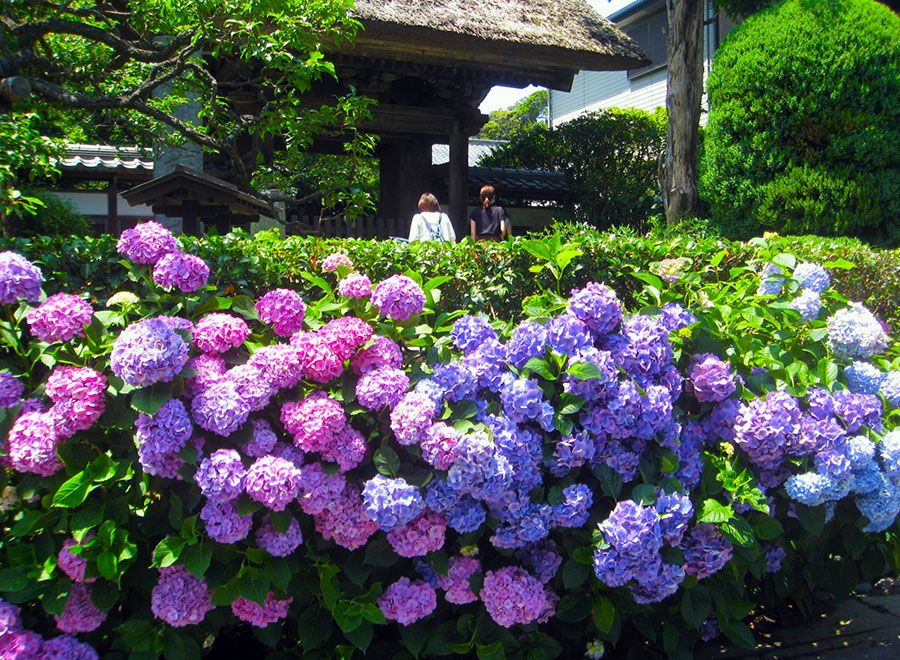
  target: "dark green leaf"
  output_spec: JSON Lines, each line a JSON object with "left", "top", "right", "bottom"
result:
{"left": 401, "top": 623, "right": 428, "bottom": 657}
{"left": 130, "top": 386, "right": 173, "bottom": 416}
{"left": 374, "top": 446, "right": 400, "bottom": 476}
{"left": 680, "top": 586, "right": 711, "bottom": 628}
{"left": 592, "top": 596, "right": 615, "bottom": 634}
{"left": 182, "top": 542, "right": 213, "bottom": 579}
{"left": 721, "top": 620, "right": 755, "bottom": 649}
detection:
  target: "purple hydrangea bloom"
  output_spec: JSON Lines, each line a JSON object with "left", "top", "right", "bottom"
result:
{"left": 390, "top": 392, "right": 437, "bottom": 445}
{"left": 338, "top": 273, "right": 372, "bottom": 298}
{"left": 420, "top": 422, "right": 460, "bottom": 470}
{"left": 57, "top": 535, "right": 95, "bottom": 584}
{"left": 245, "top": 418, "right": 278, "bottom": 458}
{"left": 231, "top": 593, "right": 293, "bottom": 627}
{"left": 733, "top": 391, "right": 801, "bottom": 473}
{"left": 0, "top": 371, "right": 24, "bottom": 409}
{"left": 0, "top": 629, "right": 44, "bottom": 658}
{"left": 763, "top": 543, "right": 786, "bottom": 573}
{"left": 682, "top": 524, "right": 733, "bottom": 580}
{"left": 362, "top": 474, "right": 424, "bottom": 531}
{"left": 550, "top": 431, "right": 596, "bottom": 474}
{"left": 447, "top": 432, "right": 513, "bottom": 500}
{"left": 312, "top": 483, "right": 379, "bottom": 550}
{"left": 480, "top": 567, "right": 551, "bottom": 628}
{"left": 26, "top": 293, "right": 93, "bottom": 343}
{"left": 0, "top": 251, "right": 43, "bottom": 304}
{"left": 150, "top": 565, "right": 214, "bottom": 627}
{"left": 378, "top": 578, "right": 436, "bottom": 625}
{"left": 153, "top": 251, "right": 210, "bottom": 292}
{"left": 567, "top": 281, "right": 623, "bottom": 337}
{"left": 430, "top": 362, "right": 478, "bottom": 403}
{"left": 436, "top": 556, "right": 480, "bottom": 604}
{"left": 194, "top": 449, "right": 245, "bottom": 502}
{"left": 191, "top": 380, "right": 249, "bottom": 437}
{"left": 54, "top": 583, "right": 106, "bottom": 633}
{"left": 256, "top": 289, "right": 306, "bottom": 336}
{"left": 318, "top": 425, "right": 368, "bottom": 473}
{"left": 297, "top": 462, "right": 347, "bottom": 515}
{"left": 111, "top": 318, "right": 189, "bottom": 387}
{"left": 658, "top": 302, "right": 697, "bottom": 333}
{"left": 117, "top": 221, "right": 177, "bottom": 265}
{"left": 593, "top": 500, "right": 662, "bottom": 589}
{"left": 790, "top": 289, "right": 822, "bottom": 322}
{"left": 689, "top": 353, "right": 737, "bottom": 403}
{"left": 244, "top": 456, "right": 302, "bottom": 511}
{"left": 372, "top": 275, "right": 426, "bottom": 321}
{"left": 879, "top": 371, "right": 900, "bottom": 409}
{"left": 793, "top": 262, "right": 830, "bottom": 293}
{"left": 40, "top": 635, "right": 99, "bottom": 660}
{"left": 553, "top": 484, "right": 593, "bottom": 528}
{"left": 356, "top": 366, "right": 409, "bottom": 411}
{"left": 500, "top": 377, "right": 548, "bottom": 425}
{"left": 386, "top": 510, "right": 447, "bottom": 557}
{"left": 517, "top": 540, "right": 562, "bottom": 584}
{"left": 192, "top": 313, "right": 250, "bottom": 354}
{"left": 200, "top": 499, "right": 252, "bottom": 543}
{"left": 756, "top": 263, "right": 785, "bottom": 296}
{"left": 247, "top": 344, "right": 303, "bottom": 390}
{"left": 628, "top": 560, "right": 685, "bottom": 605}
{"left": 351, "top": 336, "right": 403, "bottom": 375}
{"left": 655, "top": 492, "right": 693, "bottom": 546}
{"left": 547, "top": 314, "right": 592, "bottom": 355}
{"left": 832, "top": 391, "right": 882, "bottom": 434}
{"left": 450, "top": 315, "right": 497, "bottom": 353}
{"left": 135, "top": 399, "right": 192, "bottom": 478}
{"left": 506, "top": 321, "right": 548, "bottom": 369}
{"left": 605, "top": 315, "right": 673, "bottom": 380}
{"left": 826, "top": 303, "right": 891, "bottom": 360}
{"left": 227, "top": 363, "right": 274, "bottom": 412}
{"left": 255, "top": 514, "right": 303, "bottom": 557}
{"left": 844, "top": 361, "right": 886, "bottom": 395}
{"left": 6, "top": 412, "right": 62, "bottom": 476}
{"left": 1, "top": 597, "right": 21, "bottom": 635}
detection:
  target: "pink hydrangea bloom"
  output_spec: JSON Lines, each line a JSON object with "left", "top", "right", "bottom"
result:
{"left": 231, "top": 593, "right": 293, "bottom": 627}
{"left": 390, "top": 392, "right": 437, "bottom": 445}
{"left": 54, "top": 583, "right": 106, "bottom": 633}
{"left": 321, "top": 253, "right": 353, "bottom": 272}
{"left": 245, "top": 418, "right": 278, "bottom": 458}
{"left": 0, "top": 629, "right": 43, "bottom": 657}
{"left": 356, "top": 366, "right": 409, "bottom": 411}
{"left": 436, "top": 556, "right": 481, "bottom": 604}
{"left": 319, "top": 425, "right": 368, "bottom": 472}
{"left": 256, "top": 289, "right": 306, "bottom": 336}
{"left": 7, "top": 412, "right": 62, "bottom": 476}
{"left": 351, "top": 336, "right": 403, "bottom": 375}
{"left": 116, "top": 221, "right": 178, "bottom": 265}
{"left": 150, "top": 565, "right": 214, "bottom": 628}
{"left": 183, "top": 353, "right": 227, "bottom": 398}
{"left": 297, "top": 463, "right": 347, "bottom": 515}
{"left": 386, "top": 510, "right": 447, "bottom": 558}
{"left": 372, "top": 275, "right": 426, "bottom": 321}
{"left": 45, "top": 366, "right": 106, "bottom": 438}
{"left": 26, "top": 294, "right": 93, "bottom": 343}
{"left": 152, "top": 251, "right": 210, "bottom": 292}
{"left": 312, "top": 484, "right": 378, "bottom": 550}
{"left": 318, "top": 317, "right": 374, "bottom": 361}
{"left": 480, "top": 567, "right": 551, "bottom": 628}
{"left": 378, "top": 578, "right": 436, "bottom": 625}
{"left": 58, "top": 535, "right": 95, "bottom": 583}
{"left": 338, "top": 273, "right": 372, "bottom": 298}
{"left": 419, "top": 422, "right": 460, "bottom": 470}
{"left": 281, "top": 392, "right": 346, "bottom": 454}
{"left": 290, "top": 332, "right": 344, "bottom": 383}
{"left": 192, "top": 313, "right": 250, "bottom": 354}
{"left": 244, "top": 456, "right": 302, "bottom": 511}
{"left": 255, "top": 514, "right": 303, "bottom": 557}
{"left": 247, "top": 344, "right": 303, "bottom": 389}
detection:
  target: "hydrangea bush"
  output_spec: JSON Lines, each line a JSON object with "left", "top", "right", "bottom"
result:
{"left": 0, "top": 225, "right": 897, "bottom": 659}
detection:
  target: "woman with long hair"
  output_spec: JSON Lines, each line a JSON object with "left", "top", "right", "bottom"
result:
{"left": 468, "top": 185, "right": 511, "bottom": 242}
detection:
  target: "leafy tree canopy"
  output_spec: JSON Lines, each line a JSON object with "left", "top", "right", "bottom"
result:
{"left": 477, "top": 89, "right": 548, "bottom": 141}
{"left": 0, "top": 0, "right": 377, "bottom": 221}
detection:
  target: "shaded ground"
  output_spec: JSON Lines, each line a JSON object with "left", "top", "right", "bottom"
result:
{"left": 697, "top": 579, "right": 900, "bottom": 659}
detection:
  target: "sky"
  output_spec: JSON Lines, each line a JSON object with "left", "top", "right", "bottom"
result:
{"left": 478, "top": 85, "right": 542, "bottom": 114}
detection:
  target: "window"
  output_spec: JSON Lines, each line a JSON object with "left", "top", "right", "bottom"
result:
{"left": 625, "top": 9, "right": 668, "bottom": 80}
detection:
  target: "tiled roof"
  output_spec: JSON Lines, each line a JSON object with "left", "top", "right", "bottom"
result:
{"left": 60, "top": 145, "right": 154, "bottom": 173}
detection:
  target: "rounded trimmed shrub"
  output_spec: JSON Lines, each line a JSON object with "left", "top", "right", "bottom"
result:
{"left": 701, "top": 0, "right": 900, "bottom": 245}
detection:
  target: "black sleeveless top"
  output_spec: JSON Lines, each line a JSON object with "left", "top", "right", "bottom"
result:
{"left": 469, "top": 205, "right": 509, "bottom": 238}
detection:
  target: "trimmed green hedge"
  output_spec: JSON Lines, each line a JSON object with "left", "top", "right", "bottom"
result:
{"left": 3, "top": 223, "right": 898, "bottom": 335}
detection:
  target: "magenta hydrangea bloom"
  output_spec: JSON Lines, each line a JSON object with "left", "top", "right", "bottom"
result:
{"left": 58, "top": 535, "right": 95, "bottom": 583}
{"left": 436, "top": 556, "right": 481, "bottom": 604}
{"left": 318, "top": 317, "right": 374, "bottom": 361}
{"left": 0, "top": 371, "right": 24, "bottom": 409}
{"left": 390, "top": 392, "right": 436, "bottom": 445}
{"left": 312, "top": 484, "right": 378, "bottom": 550}
{"left": 420, "top": 422, "right": 460, "bottom": 470}
{"left": 0, "top": 251, "right": 43, "bottom": 304}
{"left": 40, "top": 635, "right": 98, "bottom": 660}
{"left": 1, "top": 597, "right": 22, "bottom": 634}
{"left": 7, "top": 412, "right": 62, "bottom": 476}
{"left": 356, "top": 366, "right": 409, "bottom": 411}
{"left": 338, "top": 273, "right": 372, "bottom": 298}
{"left": 480, "top": 567, "right": 550, "bottom": 628}
{"left": 111, "top": 318, "right": 189, "bottom": 387}
{"left": 192, "top": 313, "right": 250, "bottom": 354}
{"left": 183, "top": 353, "right": 227, "bottom": 398}
{"left": 297, "top": 463, "right": 347, "bottom": 516}
{"left": 378, "top": 578, "right": 437, "bottom": 625}
{"left": 321, "top": 253, "right": 353, "bottom": 272}
{"left": 351, "top": 336, "right": 403, "bottom": 375}
{"left": 26, "top": 293, "right": 93, "bottom": 343}
{"left": 54, "top": 583, "right": 106, "bottom": 634}
{"left": 689, "top": 353, "right": 737, "bottom": 403}
{"left": 245, "top": 418, "right": 278, "bottom": 458}
{"left": 227, "top": 363, "right": 274, "bottom": 412}
{"left": 117, "top": 221, "right": 177, "bottom": 265}
{"left": 247, "top": 344, "right": 303, "bottom": 389}
{"left": 244, "top": 455, "right": 302, "bottom": 511}
{"left": 45, "top": 366, "right": 106, "bottom": 438}
{"left": 386, "top": 510, "right": 447, "bottom": 558}
{"left": 194, "top": 449, "right": 245, "bottom": 502}
{"left": 151, "top": 565, "right": 214, "bottom": 627}
{"left": 290, "top": 332, "right": 344, "bottom": 383}
{"left": 256, "top": 289, "right": 306, "bottom": 337}
{"left": 200, "top": 499, "right": 253, "bottom": 544}
{"left": 372, "top": 275, "right": 426, "bottom": 321}
{"left": 0, "top": 629, "right": 43, "bottom": 658}
{"left": 281, "top": 392, "right": 346, "bottom": 454}
{"left": 256, "top": 514, "right": 304, "bottom": 557}
{"left": 231, "top": 593, "right": 293, "bottom": 627}
{"left": 152, "top": 251, "right": 210, "bottom": 292}
{"left": 319, "top": 425, "right": 368, "bottom": 473}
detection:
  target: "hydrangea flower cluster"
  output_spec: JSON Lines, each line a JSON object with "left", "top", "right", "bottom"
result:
{"left": 480, "top": 567, "right": 555, "bottom": 627}
{"left": 54, "top": 583, "right": 106, "bottom": 633}
{"left": 378, "top": 578, "right": 437, "bottom": 625}
{"left": 371, "top": 275, "right": 426, "bottom": 321}
{"left": 26, "top": 293, "right": 93, "bottom": 342}
{"left": 256, "top": 289, "right": 306, "bottom": 336}
{"left": 153, "top": 250, "right": 210, "bottom": 292}
{"left": 0, "top": 251, "right": 43, "bottom": 304}
{"left": 338, "top": 272, "right": 372, "bottom": 298}
{"left": 150, "top": 565, "right": 214, "bottom": 627}
{"left": 111, "top": 317, "right": 190, "bottom": 386}
{"left": 827, "top": 302, "right": 891, "bottom": 360}
{"left": 231, "top": 593, "right": 293, "bottom": 627}
{"left": 0, "top": 371, "right": 24, "bottom": 408}
{"left": 192, "top": 313, "right": 249, "bottom": 354}
{"left": 116, "top": 220, "right": 178, "bottom": 265}
{"left": 1, "top": 597, "right": 98, "bottom": 659}
{"left": 321, "top": 252, "right": 353, "bottom": 272}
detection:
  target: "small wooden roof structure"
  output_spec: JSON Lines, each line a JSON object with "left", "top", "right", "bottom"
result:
{"left": 122, "top": 165, "right": 272, "bottom": 235}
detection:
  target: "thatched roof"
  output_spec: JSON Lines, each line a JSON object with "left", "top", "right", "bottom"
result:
{"left": 348, "top": 0, "right": 647, "bottom": 89}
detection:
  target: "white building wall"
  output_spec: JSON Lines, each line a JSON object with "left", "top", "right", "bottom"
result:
{"left": 49, "top": 191, "right": 153, "bottom": 219}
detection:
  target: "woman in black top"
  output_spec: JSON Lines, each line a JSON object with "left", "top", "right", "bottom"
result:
{"left": 469, "top": 185, "right": 511, "bottom": 241}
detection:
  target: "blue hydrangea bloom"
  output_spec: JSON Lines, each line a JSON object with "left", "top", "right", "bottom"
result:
{"left": 547, "top": 314, "right": 592, "bottom": 355}
{"left": 658, "top": 302, "right": 697, "bottom": 333}
{"left": 604, "top": 315, "right": 673, "bottom": 380}
{"left": 793, "top": 262, "right": 830, "bottom": 293}
{"left": 844, "top": 361, "right": 886, "bottom": 395}
{"left": 756, "top": 263, "right": 785, "bottom": 296}
{"left": 430, "top": 362, "right": 478, "bottom": 403}
{"left": 362, "top": 475, "right": 424, "bottom": 531}
{"left": 879, "top": 371, "right": 900, "bottom": 408}
{"left": 567, "top": 282, "right": 622, "bottom": 337}
{"left": 655, "top": 492, "right": 693, "bottom": 546}
{"left": 447, "top": 432, "right": 513, "bottom": 500}
{"left": 563, "top": 347, "right": 618, "bottom": 403}
{"left": 826, "top": 303, "right": 890, "bottom": 360}
{"left": 790, "top": 289, "right": 822, "bottom": 322}
{"left": 855, "top": 472, "right": 900, "bottom": 532}
{"left": 880, "top": 430, "right": 900, "bottom": 482}
{"left": 450, "top": 315, "right": 497, "bottom": 354}
{"left": 552, "top": 484, "right": 593, "bottom": 528}
{"left": 785, "top": 472, "right": 847, "bottom": 506}
{"left": 506, "top": 321, "right": 548, "bottom": 369}
{"left": 500, "top": 377, "right": 547, "bottom": 425}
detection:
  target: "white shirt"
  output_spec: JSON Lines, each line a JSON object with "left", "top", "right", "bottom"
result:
{"left": 409, "top": 211, "right": 456, "bottom": 242}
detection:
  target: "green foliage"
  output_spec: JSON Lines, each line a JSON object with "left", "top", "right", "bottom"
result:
{"left": 477, "top": 89, "right": 548, "bottom": 140}
{"left": 13, "top": 188, "right": 91, "bottom": 238}
{"left": 482, "top": 107, "right": 667, "bottom": 230}
{"left": 701, "top": 0, "right": 900, "bottom": 246}
{"left": 0, "top": 113, "right": 64, "bottom": 220}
